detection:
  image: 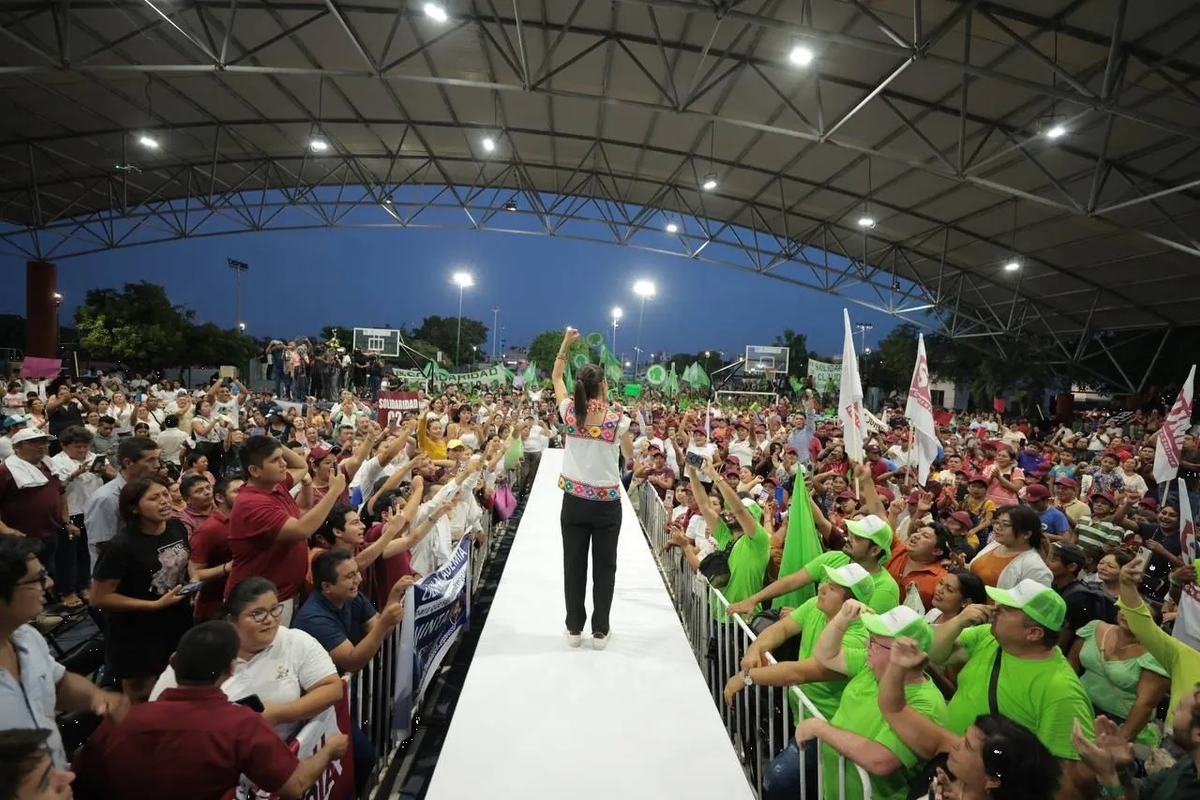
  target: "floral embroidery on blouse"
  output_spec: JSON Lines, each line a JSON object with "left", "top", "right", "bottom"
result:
{"left": 558, "top": 476, "right": 621, "bottom": 502}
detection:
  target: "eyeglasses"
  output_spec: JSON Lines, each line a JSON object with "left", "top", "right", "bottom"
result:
{"left": 246, "top": 603, "right": 284, "bottom": 623}
{"left": 991, "top": 520, "right": 1013, "bottom": 530}
{"left": 17, "top": 568, "right": 49, "bottom": 589}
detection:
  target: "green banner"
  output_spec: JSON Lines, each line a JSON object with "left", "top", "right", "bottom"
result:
{"left": 437, "top": 365, "right": 511, "bottom": 388}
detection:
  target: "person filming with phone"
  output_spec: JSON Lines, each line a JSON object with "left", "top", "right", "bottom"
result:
{"left": 89, "top": 476, "right": 193, "bottom": 704}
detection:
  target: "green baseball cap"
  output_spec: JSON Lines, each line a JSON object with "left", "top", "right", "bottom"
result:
{"left": 844, "top": 514, "right": 893, "bottom": 559}
{"left": 986, "top": 579, "right": 1067, "bottom": 631}
{"left": 861, "top": 606, "right": 934, "bottom": 654}
{"left": 825, "top": 563, "right": 875, "bottom": 605}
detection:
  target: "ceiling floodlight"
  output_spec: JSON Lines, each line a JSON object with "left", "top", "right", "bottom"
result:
{"left": 666, "top": 221, "right": 679, "bottom": 233}
{"left": 137, "top": 134, "right": 159, "bottom": 149}
{"left": 424, "top": 3, "right": 448, "bottom": 22}
{"left": 789, "top": 45, "right": 814, "bottom": 67}
{"left": 310, "top": 137, "right": 330, "bottom": 153}
{"left": 701, "top": 174, "right": 718, "bottom": 191}
{"left": 482, "top": 136, "right": 496, "bottom": 152}
{"left": 857, "top": 216, "right": 876, "bottom": 229}
{"left": 1003, "top": 260, "right": 1021, "bottom": 272}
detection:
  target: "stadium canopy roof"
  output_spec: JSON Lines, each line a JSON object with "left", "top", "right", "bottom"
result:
{"left": 1, "top": 0, "right": 1198, "bottom": 389}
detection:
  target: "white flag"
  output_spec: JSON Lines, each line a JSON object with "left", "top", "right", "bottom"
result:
{"left": 839, "top": 309, "right": 867, "bottom": 462}
{"left": 904, "top": 333, "right": 939, "bottom": 485}
{"left": 1181, "top": 478, "right": 1198, "bottom": 562}
{"left": 1153, "top": 365, "right": 1195, "bottom": 486}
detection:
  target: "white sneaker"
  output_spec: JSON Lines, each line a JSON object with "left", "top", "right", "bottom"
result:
{"left": 593, "top": 631, "right": 611, "bottom": 651}
{"left": 566, "top": 630, "right": 582, "bottom": 648}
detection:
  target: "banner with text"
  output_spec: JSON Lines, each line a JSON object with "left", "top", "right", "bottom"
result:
{"left": 436, "top": 365, "right": 510, "bottom": 388}
{"left": 234, "top": 689, "right": 355, "bottom": 800}
{"left": 807, "top": 359, "right": 841, "bottom": 394}
{"left": 393, "top": 536, "right": 471, "bottom": 736}
{"left": 376, "top": 391, "right": 421, "bottom": 428}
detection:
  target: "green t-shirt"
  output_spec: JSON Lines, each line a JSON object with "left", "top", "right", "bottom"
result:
{"left": 803, "top": 551, "right": 901, "bottom": 613}
{"left": 717, "top": 524, "right": 770, "bottom": 620}
{"left": 786, "top": 599, "right": 867, "bottom": 720}
{"left": 712, "top": 519, "right": 732, "bottom": 552}
{"left": 821, "top": 648, "right": 948, "bottom": 800}
{"left": 945, "top": 625, "right": 1095, "bottom": 759}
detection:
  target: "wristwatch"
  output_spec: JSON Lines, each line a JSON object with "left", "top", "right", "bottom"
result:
{"left": 742, "top": 667, "right": 753, "bottom": 688}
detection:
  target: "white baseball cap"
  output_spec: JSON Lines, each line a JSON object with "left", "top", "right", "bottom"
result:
{"left": 10, "top": 428, "right": 54, "bottom": 445}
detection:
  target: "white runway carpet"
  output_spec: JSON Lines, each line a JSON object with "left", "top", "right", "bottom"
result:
{"left": 424, "top": 450, "right": 754, "bottom": 800}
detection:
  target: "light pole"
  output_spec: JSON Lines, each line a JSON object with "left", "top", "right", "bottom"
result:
{"left": 53, "top": 292, "right": 62, "bottom": 355}
{"left": 227, "top": 258, "right": 248, "bottom": 331}
{"left": 611, "top": 306, "right": 622, "bottom": 354}
{"left": 854, "top": 322, "right": 873, "bottom": 355}
{"left": 632, "top": 280, "right": 655, "bottom": 377}
{"left": 490, "top": 305, "right": 500, "bottom": 359}
{"left": 452, "top": 272, "right": 474, "bottom": 368}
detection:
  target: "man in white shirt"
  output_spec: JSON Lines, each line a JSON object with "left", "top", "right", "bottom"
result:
{"left": 409, "top": 461, "right": 481, "bottom": 575}
{"left": 83, "top": 437, "right": 161, "bottom": 563}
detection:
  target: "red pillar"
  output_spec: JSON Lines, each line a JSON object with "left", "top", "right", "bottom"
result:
{"left": 25, "top": 260, "right": 57, "bottom": 358}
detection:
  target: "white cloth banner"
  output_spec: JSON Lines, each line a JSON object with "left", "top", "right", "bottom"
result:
{"left": 904, "top": 333, "right": 939, "bottom": 484}
{"left": 1154, "top": 365, "right": 1195, "bottom": 485}
{"left": 806, "top": 359, "right": 841, "bottom": 393}
{"left": 838, "top": 310, "right": 867, "bottom": 462}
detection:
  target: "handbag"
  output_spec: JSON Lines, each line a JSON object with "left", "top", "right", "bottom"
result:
{"left": 493, "top": 482, "right": 517, "bottom": 520}
{"left": 700, "top": 538, "right": 734, "bottom": 588}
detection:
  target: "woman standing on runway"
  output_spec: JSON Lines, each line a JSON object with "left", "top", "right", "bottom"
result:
{"left": 552, "top": 328, "right": 634, "bottom": 649}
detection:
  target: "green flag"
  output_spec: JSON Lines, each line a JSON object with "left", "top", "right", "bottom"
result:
{"left": 522, "top": 361, "right": 537, "bottom": 384}
{"left": 772, "top": 467, "right": 824, "bottom": 611}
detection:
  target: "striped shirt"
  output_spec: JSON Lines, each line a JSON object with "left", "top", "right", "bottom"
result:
{"left": 1075, "top": 515, "right": 1125, "bottom": 551}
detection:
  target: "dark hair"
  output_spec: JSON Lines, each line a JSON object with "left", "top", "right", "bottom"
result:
{"left": 971, "top": 714, "right": 1060, "bottom": 799}
{"left": 214, "top": 477, "right": 242, "bottom": 504}
{"left": 0, "top": 535, "right": 42, "bottom": 604}
{"left": 950, "top": 570, "right": 987, "bottom": 606}
{"left": 930, "top": 523, "right": 952, "bottom": 560}
{"left": 313, "top": 504, "right": 355, "bottom": 548}
{"left": 221, "top": 577, "right": 277, "bottom": 619}
{"left": 572, "top": 364, "right": 606, "bottom": 421}
{"left": 365, "top": 488, "right": 400, "bottom": 523}
{"left": 98, "top": 415, "right": 116, "bottom": 426}
{"left": 995, "top": 504, "right": 1043, "bottom": 550}
{"left": 164, "top": 414, "right": 180, "bottom": 429}
{"left": 0, "top": 728, "right": 53, "bottom": 800}
{"left": 58, "top": 425, "right": 93, "bottom": 447}
{"left": 116, "top": 436, "right": 158, "bottom": 472}
{"left": 1103, "top": 549, "right": 1135, "bottom": 568}
{"left": 174, "top": 621, "right": 240, "bottom": 686}
{"left": 117, "top": 476, "right": 170, "bottom": 525}
{"left": 180, "top": 473, "right": 210, "bottom": 499}
{"left": 241, "top": 434, "right": 283, "bottom": 474}
{"left": 185, "top": 451, "right": 207, "bottom": 468}
{"left": 455, "top": 404, "right": 471, "bottom": 421}
{"left": 312, "top": 549, "right": 353, "bottom": 591}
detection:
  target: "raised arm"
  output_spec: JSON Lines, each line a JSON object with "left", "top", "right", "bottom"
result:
{"left": 878, "top": 638, "right": 955, "bottom": 761}
{"left": 552, "top": 328, "right": 580, "bottom": 407}
{"left": 812, "top": 600, "right": 866, "bottom": 676}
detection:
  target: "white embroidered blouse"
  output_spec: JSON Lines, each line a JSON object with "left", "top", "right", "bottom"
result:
{"left": 557, "top": 399, "right": 630, "bottom": 502}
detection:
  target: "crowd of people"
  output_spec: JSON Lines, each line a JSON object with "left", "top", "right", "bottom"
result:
{"left": 3, "top": 354, "right": 1200, "bottom": 800}
{"left": 0, "top": 362, "right": 556, "bottom": 799}
{"left": 621, "top": 395, "right": 1198, "bottom": 800}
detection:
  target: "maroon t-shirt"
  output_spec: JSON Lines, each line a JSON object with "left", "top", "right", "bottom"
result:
{"left": 227, "top": 474, "right": 308, "bottom": 601}
{"left": 189, "top": 509, "right": 231, "bottom": 621}
{"left": 366, "top": 521, "right": 412, "bottom": 607}
{"left": 0, "top": 462, "right": 64, "bottom": 539}
{"left": 72, "top": 686, "right": 298, "bottom": 800}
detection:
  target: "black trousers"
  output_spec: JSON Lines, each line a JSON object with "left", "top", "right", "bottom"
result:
{"left": 560, "top": 494, "right": 621, "bottom": 635}
{"left": 55, "top": 514, "right": 90, "bottom": 595}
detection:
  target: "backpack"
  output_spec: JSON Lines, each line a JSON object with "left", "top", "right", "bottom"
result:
{"left": 1060, "top": 580, "right": 1117, "bottom": 627}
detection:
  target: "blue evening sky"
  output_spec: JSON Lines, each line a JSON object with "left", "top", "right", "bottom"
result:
{"left": 2, "top": 227, "right": 899, "bottom": 360}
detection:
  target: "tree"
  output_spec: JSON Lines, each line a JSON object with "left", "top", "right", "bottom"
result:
{"left": 410, "top": 315, "right": 488, "bottom": 366}
{"left": 527, "top": 329, "right": 590, "bottom": 378}
{"left": 187, "top": 323, "right": 261, "bottom": 368}
{"left": 320, "top": 325, "right": 354, "bottom": 348}
{"left": 772, "top": 328, "right": 811, "bottom": 377}
{"left": 75, "top": 282, "right": 195, "bottom": 368}
{"left": 874, "top": 323, "right": 920, "bottom": 393}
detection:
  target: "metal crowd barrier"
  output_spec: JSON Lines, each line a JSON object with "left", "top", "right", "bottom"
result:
{"left": 631, "top": 479, "right": 871, "bottom": 800}
{"left": 348, "top": 465, "right": 520, "bottom": 795}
